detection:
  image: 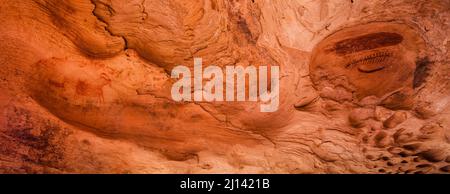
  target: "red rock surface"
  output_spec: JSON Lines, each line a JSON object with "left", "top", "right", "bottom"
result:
{"left": 0, "top": 0, "right": 449, "bottom": 173}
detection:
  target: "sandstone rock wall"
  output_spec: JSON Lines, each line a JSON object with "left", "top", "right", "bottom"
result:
{"left": 0, "top": 0, "right": 449, "bottom": 173}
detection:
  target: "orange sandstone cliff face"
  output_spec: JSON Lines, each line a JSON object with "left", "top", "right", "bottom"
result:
{"left": 0, "top": 0, "right": 449, "bottom": 173}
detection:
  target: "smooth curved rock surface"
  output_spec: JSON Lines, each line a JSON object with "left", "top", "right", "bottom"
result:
{"left": 0, "top": 0, "right": 449, "bottom": 174}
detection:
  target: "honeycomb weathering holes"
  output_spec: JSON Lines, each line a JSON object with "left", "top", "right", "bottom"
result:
{"left": 310, "top": 23, "right": 426, "bottom": 101}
